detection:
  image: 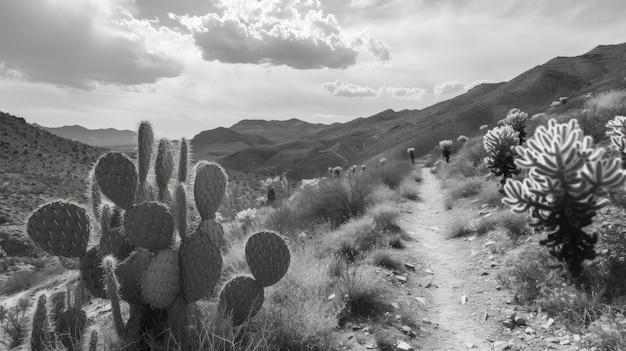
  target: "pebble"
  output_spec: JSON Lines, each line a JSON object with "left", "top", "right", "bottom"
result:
{"left": 396, "top": 341, "right": 414, "bottom": 351}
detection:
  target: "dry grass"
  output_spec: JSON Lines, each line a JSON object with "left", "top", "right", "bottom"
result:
{"left": 397, "top": 178, "right": 420, "bottom": 201}
{"left": 370, "top": 249, "right": 404, "bottom": 271}
{"left": 444, "top": 211, "right": 474, "bottom": 238}
{"left": 335, "top": 263, "right": 391, "bottom": 323}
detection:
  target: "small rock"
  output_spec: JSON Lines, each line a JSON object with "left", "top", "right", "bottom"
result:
{"left": 573, "top": 334, "right": 581, "bottom": 342}
{"left": 461, "top": 295, "right": 468, "bottom": 304}
{"left": 559, "top": 339, "right": 570, "bottom": 345}
{"left": 424, "top": 269, "right": 434, "bottom": 275}
{"left": 401, "top": 326, "right": 413, "bottom": 334}
{"left": 365, "top": 344, "right": 376, "bottom": 349}
{"left": 352, "top": 325, "right": 362, "bottom": 331}
{"left": 524, "top": 327, "right": 534, "bottom": 334}
{"left": 514, "top": 317, "right": 526, "bottom": 326}
{"left": 465, "top": 342, "right": 475, "bottom": 349}
{"left": 415, "top": 297, "right": 427, "bottom": 305}
{"left": 422, "top": 318, "right": 432, "bottom": 324}
{"left": 390, "top": 302, "right": 400, "bottom": 309}
{"left": 546, "top": 318, "right": 554, "bottom": 327}
{"left": 495, "top": 285, "right": 502, "bottom": 291}
{"left": 396, "top": 341, "right": 414, "bottom": 351}
{"left": 492, "top": 341, "right": 512, "bottom": 350}
{"left": 545, "top": 337, "right": 559, "bottom": 344}
{"left": 328, "top": 293, "right": 336, "bottom": 300}
{"left": 502, "top": 320, "right": 515, "bottom": 330}
{"left": 404, "top": 262, "right": 416, "bottom": 270}
{"left": 395, "top": 275, "right": 408, "bottom": 283}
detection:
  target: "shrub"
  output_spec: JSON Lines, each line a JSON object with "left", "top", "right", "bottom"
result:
{"left": 370, "top": 204, "right": 400, "bottom": 232}
{"left": 336, "top": 263, "right": 390, "bottom": 323}
{"left": 588, "top": 315, "right": 626, "bottom": 351}
{"left": 368, "top": 159, "right": 413, "bottom": 189}
{"left": 445, "top": 177, "right": 483, "bottom": 200}
{"left": 0, "top": 299, "right": 29, "bottom": 348}
{"left": 397, "top": 179, "right": 420, "bottom": 201}
{"left": 497, "top": 245, "right": 563, "bottom": 304}
{"left": 370, "top": 249, "right": 404, "bottom": 271}
{"left": 537, "top": 284, "right": 606, "bottom": 330}
{"left": 295, "top": 175, "right": 373, "bottom": 227}
{"left": 477, "top": 180, "right": 503, "bottom": 207}
{"left": 445, "top": 211, "right": 473, "bottom": 238}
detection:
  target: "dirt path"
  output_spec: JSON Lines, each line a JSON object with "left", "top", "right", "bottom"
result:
{"left": 398, "top": 168, "right": 511, "bottom": 351}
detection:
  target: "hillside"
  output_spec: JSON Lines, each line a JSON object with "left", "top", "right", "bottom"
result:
{"left": 230, "top": 118, "right": 329, "bottom": 142}
{"left": 37, "top": 124, "right": 136, "bottom": 149}
{"left": 0, "top": 112, "right": 105, "bottom": 256}
{"left": 190, "top": 127, "right": 273, "bottom": 160}
{"left": 214, "top": 42, "right": 626, "bottom": 179}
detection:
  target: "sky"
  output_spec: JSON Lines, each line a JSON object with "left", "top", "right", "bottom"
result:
{"left": 1, "top": 0, "right": 625, "bottom": 138}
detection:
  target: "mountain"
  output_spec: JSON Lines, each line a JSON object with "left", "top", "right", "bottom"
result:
{"left": 211, "top": 42, "right": 626, "bottom": 179}
{"left": 190, "top": 127, "right": 273, "bottom": 160}
{"left": 36, "top": 124, "right": 137, "bottom": 149}
{"left": 230, "top": 118, "right": 329, "bottom": 142}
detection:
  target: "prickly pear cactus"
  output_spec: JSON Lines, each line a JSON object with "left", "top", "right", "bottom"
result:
{"left": 483, "top": 125, "right": 520, "bottom": 188}
{"left": 503, "top": 119, "right": 626, "bottom": 276}
{"left": 27, "top": 201, "right": 90, "bottom": 258}
{"left": 219, "top": 276, "right": 265, "bottom": 326}
{"left": 245, "top": 231, "right": 291, "bottom": 287}
{"left": 95, "top": 152, "right": 138, "bottom": 210}
{"left": 219, "top": 230, "right": 291, "bottom": 326}
{"left": 497, "top": 108, "right": 529, "bottom": 145}
{"left": 25, "top": 121, "right": 232, "bottom": 349}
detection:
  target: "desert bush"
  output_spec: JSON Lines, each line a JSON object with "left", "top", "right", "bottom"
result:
{"left": 445, "top": 177, "right": 483, "bottom": 200}
{"left": 370, "top": 203, "right": 400, "bottom": 232}
{"left": 295, "top": 175, "right": 374, "bottom": 227}
{"left": 497, "top": 245, "right": 563, "bottom": 304}
{"left": 445, "top": 211, "right": 473, "bottom": 238}
{"left": 0, "top": 299, "right": 29, "bottom": 349}
{"left": 370, "top": 249, "right": 404, "bottom": 271}
{"left": 588, "top": 314, "right": 626, "bottom": 351}
{"left": 537, "top": 284, "right": 607, "bottom": 330}
{"left": 477, "top": 180, "right": 503, "bottom": 207}
{"left": 456, "top": 136, "right": 488, "bottom": 166}
{"left": 397, "top": 178, "right": 420, "bottom": 201}
{"left": 336, "top": 263, "right": 390, "bottom": 323}
{"left": 368, "top": 159, "right": 413, "bottom": 189}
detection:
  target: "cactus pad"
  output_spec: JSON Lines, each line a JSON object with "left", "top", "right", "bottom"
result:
{"left": 194, "top": 162, "right": 227, "bottom": 220}
{"left": 95, "top": 152, "right": 138, "bottom": 210}
{"left": 124, "top": 202, "right": 174, "bottom": 252}
{"left": 99, "top": 227, "right": 135, "bottom": 260}
{"left": 141, "top": 249, "right": 181, "bottom": 308}
{"left": 117, "top": 248, "right": 152, "bottom": 305}
{"left": 180, "top": 232, "right": 222, "bottom": 303}
{"left": 27, "top": 201, "right": 90, "bottom": 258}
{"left": 245, "top": 231, "right": 291, "bottom": 287}
{"left": 79, "top": 247, "right": 107, "bottom": 299}
{"left": 196, "top": 219, "right": 224, "bottom": 249}
{"left": 219, "top": 276, "right": 264, "bottom": 326}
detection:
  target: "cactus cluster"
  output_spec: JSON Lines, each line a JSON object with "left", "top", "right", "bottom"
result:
{"left": 438, "top": 140, "right": 453, "bottom": 163}
{"left": 606, "top": 115, "right": 626, "bottom": 168}
{"left": 25, "top": 122, "right": 292, "bottom": 349}
{"left": 483, "top": 125, "right": 520, "bottom": 189}
{"left": 406, "top": 147, "right": 415, "bottom": 164}
{"left": 503, "top": 119, "right": 626, "bottom": 276}
{"left": 497, "top": 108, "right": 530, "bottom": 145}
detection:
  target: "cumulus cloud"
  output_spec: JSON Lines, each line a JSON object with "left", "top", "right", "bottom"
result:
{"left": 433, "top": 79, "right": 493, "bottom": 96}
{"left": 322, "top": 80, "right": 378, "bottom": 98}
{"left": 322, "top": 80, "right": 426, "bottom": 100}
{"left": 0, "top": 0, "right": 193, "bottom": 89}
{"left": 433, "top": 80, "right": 466, "bottom": 96}
{"left": 176, "top": 0, "right": 391, "bottom": 69}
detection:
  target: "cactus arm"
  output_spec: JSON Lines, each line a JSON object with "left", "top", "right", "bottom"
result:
{"left": 103, "top": 256, "right": 125, "bottom": 337}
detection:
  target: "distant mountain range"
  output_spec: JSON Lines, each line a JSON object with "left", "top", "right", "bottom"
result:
{"left": 30, "top": 42, "right": 626, "bottom": 179}
{"left": 34, "top": 124, "right": 137, "bottom": 149}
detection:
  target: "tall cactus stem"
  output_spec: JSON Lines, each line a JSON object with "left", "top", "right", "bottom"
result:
{"left": 103, "top": 256, "right": 125, "bottom": 337}
{"left": 178, "top": 138, "right": 189, "bottom": 183}
{"left": 30, "top": 294, "right": 51, "bottom": 351}
{"left": 174, "top": 184, "right": 188, "bottom": 238}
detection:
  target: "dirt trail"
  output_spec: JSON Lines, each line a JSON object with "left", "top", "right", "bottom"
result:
{"left": 398, "top": 168, "right": 510, "bottom": 351}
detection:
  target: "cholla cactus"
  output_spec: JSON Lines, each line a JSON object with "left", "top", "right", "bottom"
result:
{"left": 457, "top": 135, "right": 469, "bottom": 143}
{"left": 406, "top": 147, "right": 415, "bottom": 164}
{"left": 483, "top": 126, "right": 520, "bottom": 189}
{"left": 498, "top": 108, "right": 530, "bottom": 145}
{"left": 438, "top": 140, "right": 453, "bottom": 163}
{"left": 379, "top": 157, "right": 387, "bottom": 166}
{"left": 332, "top": 166, "right": 343, "bottom": 178}
{"left": 503, "top": 119, "right": 626, "bottom": 276}
{"left": 479, "top": 124, "right": 489, "bottom": 132}
{"left": 606, "top": 115, "right": 626, "bottom": 168}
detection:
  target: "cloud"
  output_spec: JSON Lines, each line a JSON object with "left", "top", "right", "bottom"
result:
{"left": 322, "top": 80, "right": 378, "bottom": 98}
{"left": 322, "top": 80, "right": 426, "bottom": 100}
{"left": 0, "top": 1, "right": 193, "bottom": 89}
{"left": 176, "top": 0, "right": 391, "bottom": 69}
{"left": 433, "top": 79, "right": 493, "bottom": 96}
{"left": 433, "top": 80, "right": 466, "bottom": 96}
